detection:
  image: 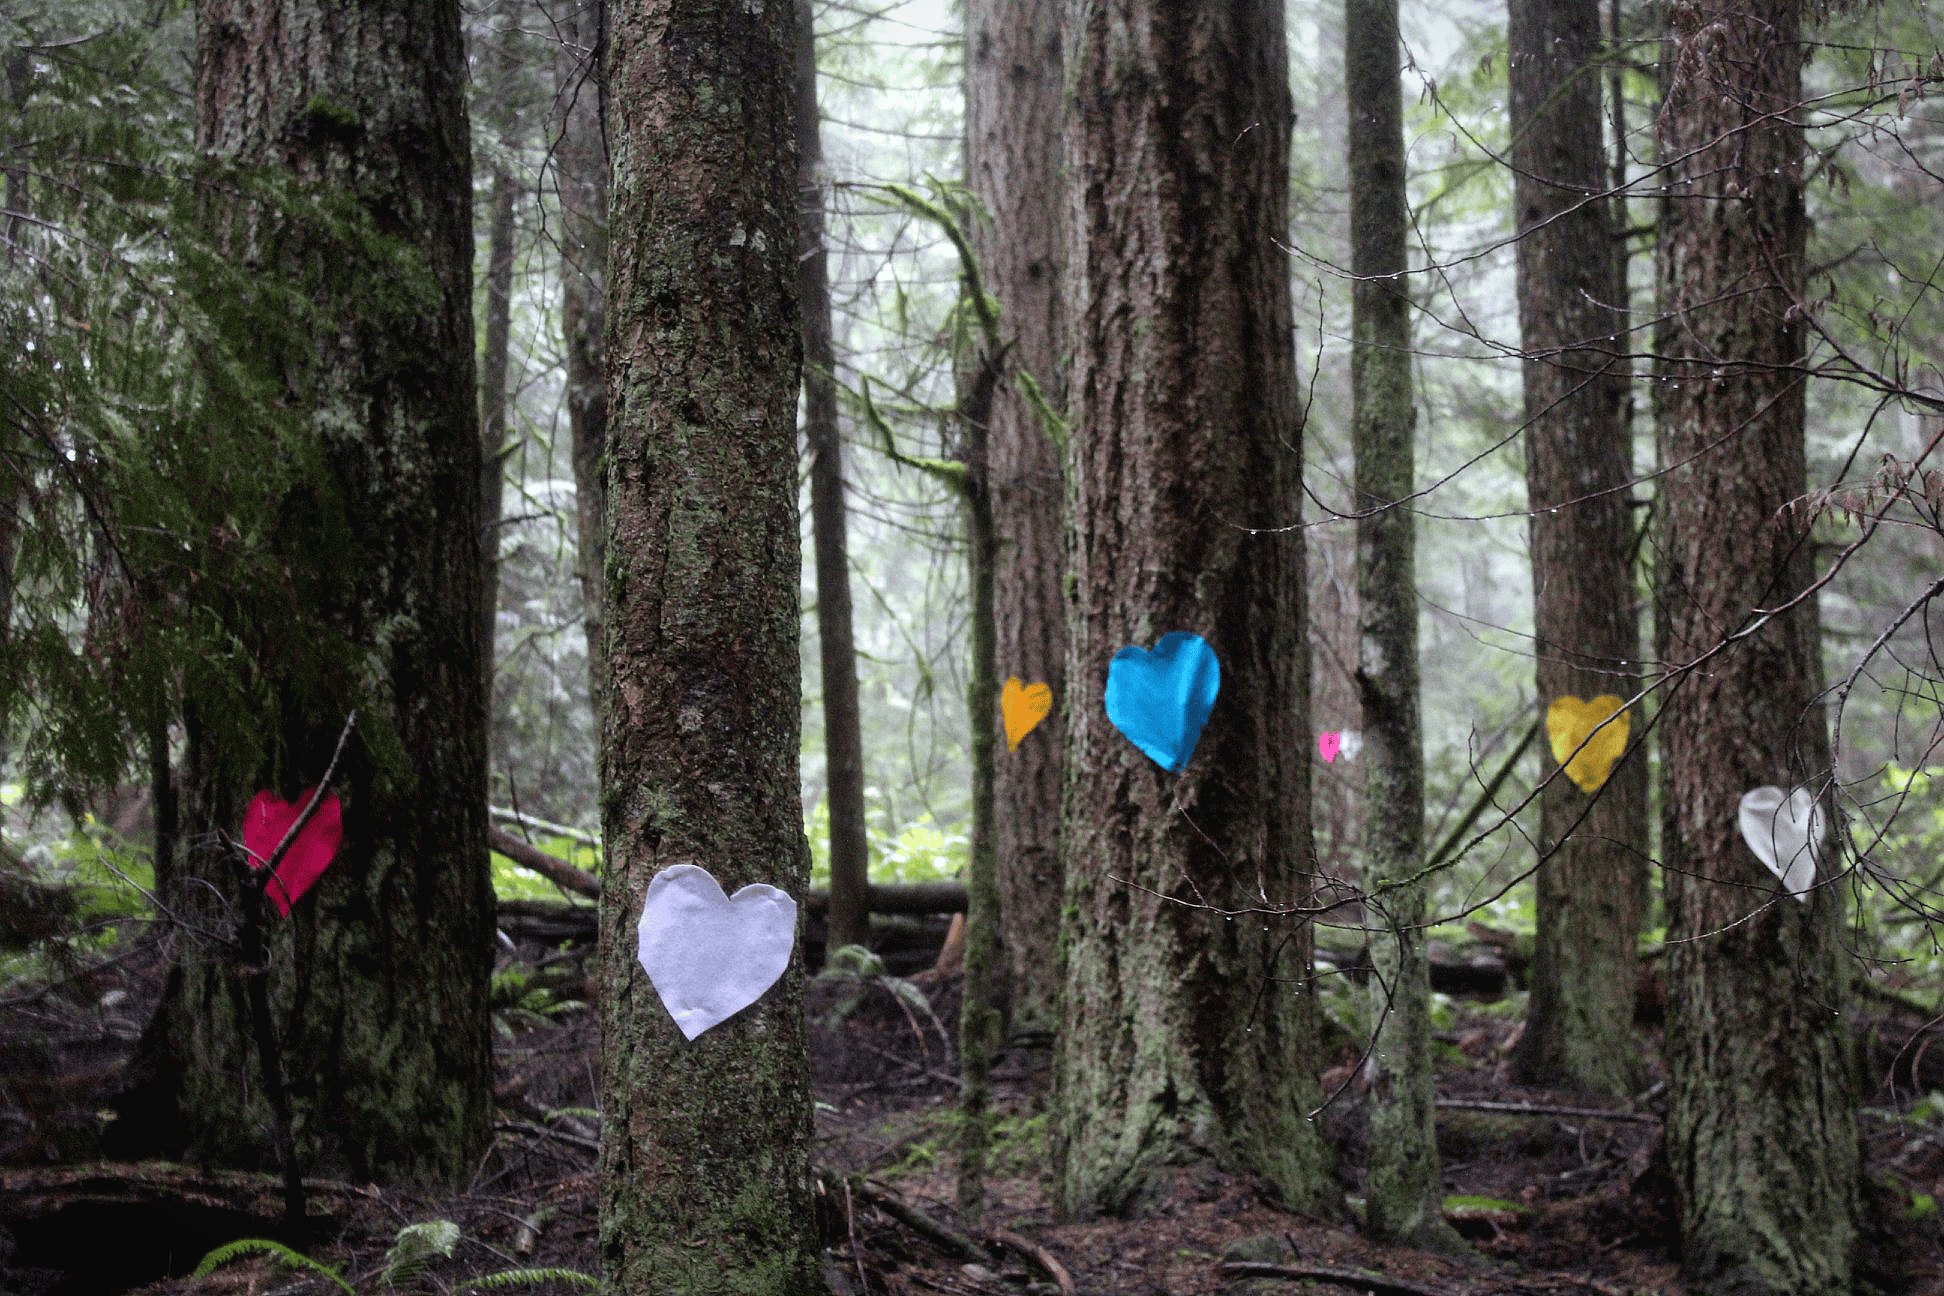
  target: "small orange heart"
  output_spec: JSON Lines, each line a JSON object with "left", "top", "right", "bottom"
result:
{"left": 1545, "top": 694, "right": 1629, "bottom": 794}
{"left": 1001, "top": 677, "right": 1053, "bottom": 752}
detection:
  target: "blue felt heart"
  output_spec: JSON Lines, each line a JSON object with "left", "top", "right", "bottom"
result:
{"left": 1104, "top": 632, "right": 1221, "bottom": 772}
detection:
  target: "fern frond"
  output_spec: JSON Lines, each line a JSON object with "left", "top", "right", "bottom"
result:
{"left": 544, "top": 1106, "right": 601, "bottom": 1125}
{"left": 383, "top": 1218, "right": 463, "bottom": 1287}
{"left": 462, "top": 1265, "right": 599, "bottom": 1291}
{"left": 191, "top": 1236, "right": 356, "bottom": 1294}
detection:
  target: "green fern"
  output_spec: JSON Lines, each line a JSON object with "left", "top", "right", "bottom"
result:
{"left": 462, "top": 1266, "right": 599, "bottom": 1291}
{"left": 191, "top": 1237, "right": 355, "bottom": 1295}
{"left": 383, "top": 1218, "right": 462, "bottom": 1287}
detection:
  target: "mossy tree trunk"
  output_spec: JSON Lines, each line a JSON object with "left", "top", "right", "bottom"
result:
{"left": 1345, "top": 0, "right": 1444, "bottom": 1247}
{"left": 965, "top": 0, "right": 1067, "bottom": 1034}
{"left": 1507, "top": 0, "right": 1648, "bottom": 1098}
{"left": 858, "top": 184, "right": 1007, "bottom": 1222}
{"left": 597, "top": 0, "right": 818, "bottom": 1290}
{"left": 794, "top": 0, "right": 871, "bottom": 956}
{"left": 1051, "top": 0, "right": 1334, "bottom": 1219}
{"left": 1655, "top": 2, "right": 1859, "bottom": 1290}
{"left": 955, "top": 332, "right": 1003, "bottom": 1225}
{"left": 554, "top": 0, "right": 608, "bottom": 713}
{"left": 132, "top": 0, "right": 494, "bottom": 1187}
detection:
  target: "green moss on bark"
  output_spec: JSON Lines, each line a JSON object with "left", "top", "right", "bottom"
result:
{"left": 597, "top": 0, "right": 819, "bottom": 1291}
{"left": 1052, "top": 0, "right": 1334, "bottom": 1219}
{"left": 126, "top": 0, "right": 493, "bottom": 1190}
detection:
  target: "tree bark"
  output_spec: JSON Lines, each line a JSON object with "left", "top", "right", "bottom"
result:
{"left": 1345, "top": 0, "right": 1444, "bottom": 1247}
{"left": 1506, "top": 0, "right": 1647, "bottom": 1097}
{"left": 480, "top": 164, "right": 517, "bottom": 711}
{"left": 554, "top": 0, "right": 608, "bottom": 713}
{"left": 794, "top": 0, "right": 871, "bottom": 956}
{"left": 965, "top": 0, "right": 1067, "bottom": 1034}
{"left": 0, "top": 49, "right": 30, "bottom": 786}
{"left": 1052, "top": 0, "right": 1333, "bottom": 1219}
{"left": 597, "top": 0, "right": 818, "bottom": 1290}
{"left": 1655, "top": 2, "right": 1859, "bottom": 1290}
{"left": 131, "top": 0, "right": 494, "bottom": 1187}
{"left": 955, "top": 316, "right": 1004, "bottom": 1225}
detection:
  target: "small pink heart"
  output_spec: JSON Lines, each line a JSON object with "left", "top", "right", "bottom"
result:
{"left": 1318, "top": 731, "right": 1342, "bottom": 763}
{"left": 242, "top": 789, "right": 343, "bottom": 916}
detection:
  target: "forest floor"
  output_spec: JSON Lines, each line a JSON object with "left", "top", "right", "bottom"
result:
{"left": 5, "top": 909, "right": 1944, "bottom": 1295}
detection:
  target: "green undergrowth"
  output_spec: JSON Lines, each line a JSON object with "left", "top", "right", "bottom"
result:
{"left": 193, "top": 1219, "right": 598, "bottom": 1293}
{"left": 3, "top": 780, "right": 593, "bottom": 912}
{"left": 490, "top": 833, "right": 600, "bottom": 904}
{"left": 806, "top": 790, "right": 969, "bottom": 889}
{"left": 868, "top": 1105, "right": 1047, "bottom": 1181}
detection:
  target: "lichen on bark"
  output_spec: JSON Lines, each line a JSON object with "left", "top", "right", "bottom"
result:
{"left": 1051, "top": 0, "right": 1334, "bottom": 1220}
{"left": 597, "top": 0, "right": 819, "bottom": 1291}
{"left": 119, "top": 0, "right": 493, "bottom": 1190}
{"left": 1655, "top": 2, "right": 1860, "bottom": 1290}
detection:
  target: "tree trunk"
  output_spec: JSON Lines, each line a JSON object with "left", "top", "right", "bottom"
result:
{"left": 480, "top": 165, "right": 517, "bottom": 711}
{"left": 1506, "top": 0, "right": 1647, "bottom": 1097}
{"left": 965, "top": 0, "right": 1067, "bottom": 1034}
{"left": 1052, "top": 0, "right": 1333, "bottom": 1219}
{"left": 554, "top": 0, "right": 608, "bottom": 712}
{"left": 597, "top": 0, "right": 818, "bottom": 1290}
{"left": 956, "top": 324, "right": 1004, "bottom": 1225}
{"left": 131, "top": 0, "right": 494, "bottom": 1187}
{"left": 0, "top": 49, "right": 30, "bottom": 787}
{"left": 1345, "top": 0, "right": 1443, "bottom": 1247}
{"left": 794, "top": 0, "right": 871, "bottom": 956}
{"left": 1655, "top": 3, "right": 1858, "bottom": 1291}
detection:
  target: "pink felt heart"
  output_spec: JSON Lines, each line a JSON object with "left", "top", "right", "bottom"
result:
{"left": 1318, "top": 731, "right": 1342, "bottom": 763}
{"left": 243, "top": 788, "right": 343, "bottom": 916}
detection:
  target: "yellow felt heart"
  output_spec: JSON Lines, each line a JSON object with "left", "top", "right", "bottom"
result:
{"left": 1546, "top": 694, "right": 1629, "bottom": 794}
{"left": 1001, "top": 677, "right": 1053, "bottom": 752}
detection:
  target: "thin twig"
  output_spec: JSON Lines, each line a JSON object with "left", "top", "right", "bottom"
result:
{"left": 1219, "top": 1260, "right": 1455, "bottom": 1296}
{"left": 496, "top": 1119, "right": 601, "bottom": 1154}
{"left": 1435, "top": 1098, "right": 1659, "bottom": 1125}
{"left": 984, "top": 1228, "right": 1075, "bottom": 1296}
{"left": 847, "top": 1176, "right": 987, "bottom": 1262}
{"left": 248, "top": 711, "right": 359, "bottom": 895}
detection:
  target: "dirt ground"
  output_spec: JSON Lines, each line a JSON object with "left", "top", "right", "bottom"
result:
{"left": 4, "top": 911, "right": 1943, "bottom": 1296}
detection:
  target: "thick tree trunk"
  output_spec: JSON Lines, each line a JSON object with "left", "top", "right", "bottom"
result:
{"left": 133, "top": 0, "right": 493, "bottom": 1187}
{"left": 554, "top": 0, "right": 608, "bottom": 712}
{"left": 1052, "top": 0, "right": 1333, "bottom": 1219}
{"left": 1345, "top": 0, "right": 1444, "bottom": 1247}
{"left": 1655, "top": 3, "right": 1859, "bottom": 1291}
{"left": 965, "top": 0, "right": 1067, "bottom": 1034}
{"left": 480, "top": 165, "right": 517, "bottom": 710}
{"left": 1507, "top": 0, "right": 1647, "bottom": 1097}
{"left": 794, "top": 0, "right": 871, "bottom": 956}
{"left": 597, "top": 0, "right": 818, "bottom": 1290}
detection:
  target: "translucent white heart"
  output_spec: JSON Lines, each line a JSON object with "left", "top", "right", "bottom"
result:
{"left": 1736, "top": 786, "right": 1824, "bottom": 904}
{"left": 636, "top": 864, "right": 797, "bottom": 1040}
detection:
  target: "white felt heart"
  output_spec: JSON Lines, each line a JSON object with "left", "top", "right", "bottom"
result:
{"left": 1737, "top": 786, "right": 1824, "bottom": 904}
{"left": 637, "top": 864, "right": 797, "bottom": 1040}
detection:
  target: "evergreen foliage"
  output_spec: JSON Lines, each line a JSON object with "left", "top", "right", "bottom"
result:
{"left": 0, "top": 0, "right": 433, "bottom": 810}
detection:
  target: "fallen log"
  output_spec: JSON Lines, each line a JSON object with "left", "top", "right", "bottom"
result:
{"left": 489, "top": 827, "right": 601, "bottom": 899}
{"left": 1318, "top": 941, "right": 1517, "bottom": 997}
{"left": 1219, "top": 1261, "right": 1454, "bottom": 1296}
{"left": 815, "top": 881, "right": 967, "bottom": 916}
{"left": 488, "top": 834, "right": 965, "bottom": 919}
{"left": 493, "top": 898, "right": 954, "bottom": 977}
{"left": 0, "top": 1162, "right": 368, "bottom": 1287}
